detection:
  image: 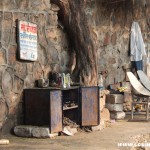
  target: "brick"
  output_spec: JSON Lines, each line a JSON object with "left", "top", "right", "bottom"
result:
{"left": 106, "top": 94, "right": 124, "bottom": 104}
{"left": 110, "top": 111, "right": 125, "bottom": 120}
{"left": 106, "top": 103, "right": 123, "bottom": 112}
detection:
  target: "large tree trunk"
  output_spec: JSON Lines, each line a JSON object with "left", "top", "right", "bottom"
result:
{"left": 52, "top": 0, "right": 98, "bottom": 86}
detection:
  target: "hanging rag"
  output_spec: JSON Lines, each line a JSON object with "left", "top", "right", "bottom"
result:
{"left": 130, "top": 22, "right": 146, "bottom": 70}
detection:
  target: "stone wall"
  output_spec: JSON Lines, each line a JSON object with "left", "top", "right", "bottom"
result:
{"left": 0, "top": 0, "right": 70, "bottom": 134}
{"left": 0, "top": 0, "right": 150, "bottom": 134}
{"left": 93, "top": 0, "right": 150, "bottom": 87}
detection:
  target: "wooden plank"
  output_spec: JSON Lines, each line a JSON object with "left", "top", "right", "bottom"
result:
{"left": 63, "top": 105, "right": 78, "bottom": 110}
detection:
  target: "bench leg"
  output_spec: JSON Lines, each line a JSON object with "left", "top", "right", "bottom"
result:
{"left": 131, "top": 103, "right": 134, "bottom": 120}
{"left": 146, "top": 100, "right": 150, "bottom": 121}
{"left": 146, "top": 105, "right": 149, "bottom": 120}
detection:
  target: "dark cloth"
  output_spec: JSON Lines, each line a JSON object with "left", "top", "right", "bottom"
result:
{"left": 131, "top": 60, "right": 143, "bottom": 71}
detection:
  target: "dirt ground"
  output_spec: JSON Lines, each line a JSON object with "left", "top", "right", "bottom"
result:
{"left": 1, "top": 116, "right": 150, "bottom": 150}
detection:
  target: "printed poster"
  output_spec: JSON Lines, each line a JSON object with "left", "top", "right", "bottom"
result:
{"left": 18, "top": 20, "right": 37, "bottom": 61}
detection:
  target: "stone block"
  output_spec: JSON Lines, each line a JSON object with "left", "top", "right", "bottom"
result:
{"left": 2, "top": 12, "right": 12, "bottom": 37}
{"left": 103, "top": 32, "right": 110, "bottom": 46}
{"left": 14, "top": 126, "right": 32, "bottom": 137}
{"left": 2, "top": 71, "right": 13, "bottom": 94}
{"left": 111, "top": 33, "right": 117, "bottom": 45}
{"left": 13, "top": 76, "right": 24, "bottom": 93}
{"left": 30, "top": 0, "right": 51, "bottom": 11}
{"left": 108, "top": 58, "right": 116, "bottom": 64}
{"left": 99, "top": 90, "right": 110, "bottom": 97}
{"left": 18, "top": 0, "right": 29, "bottom": 10}
{"left": 106, "top": 94, "right": 124, "bottom": 104}
{"left": 38, "top": 27, "right": 48, "bottom": 48}
{"left": 106, "top": 103, "right": 123, "bottom": 112}
{"left": 51, "top": 4, "right": 60, "bottom": 12}
{"left": 8, "top": 45, "right": 17, "bottom": 65}
{"left": 0, "top": 102, "right": 7, "bottom": 123}
{"left": 91, "top": 120, "right": 105, "bottom": 132}
{"left": 123, "top": 102, "right": 132, "bottom": 111}
{"left": 123, "top": 92, "right": 132, "bottom": 103}
{"left": 33, "top": 62, "right": 43, "bottom": 80}
{"left": 110, "top": 111, "right": 126, "bottom": 120}
{"left": 109, "top": 83, "right": 121, "bottom": 90}
{"left": 100, "top": 108, "right": 110, "bottom": 121}
{"left": 47, "top": 13, "right": 58, "bottom": 26}
{"left": 14, "top": 126, "right": 55, "bottom": 138}
{"left": 100, "top": 95, "right": 106, "bottom": 111}
{"left": 31, "top": 127, "right": 50, "bottom": 138}
{"left": 99, "top": 90, "right": 110, "bottom": 111}
{"left": 0, "top": 49, "right": 6, "bottom": 64}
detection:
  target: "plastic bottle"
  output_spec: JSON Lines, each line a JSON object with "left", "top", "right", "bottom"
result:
{"left": 61, "top": 73, "right": 66, "bottom": 88}
{"left": 99, "top": 74, "right": 103, "bottom": 90}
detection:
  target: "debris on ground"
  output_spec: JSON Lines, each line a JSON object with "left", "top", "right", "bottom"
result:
{"left": 62, "top": 127, "right": 74, "bottom": 136}
{"left": 131, "top": 134, "right": 150, "bottom": 150}
{"left": 63, "top": 117, "right": 79, "bottom": 128}
{"left": 62, "top": 117, "right": 79, "bottom": 136}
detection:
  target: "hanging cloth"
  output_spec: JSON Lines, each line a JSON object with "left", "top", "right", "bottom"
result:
{"left": 130, "top": 22, "right": 146, "bottom": 70}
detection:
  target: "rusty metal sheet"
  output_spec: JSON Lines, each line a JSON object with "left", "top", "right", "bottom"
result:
{"left": 24, "top": 89, "right": 62, "bottom": 133}
{"left": 50, "top": 90, "right": 62, "bottom": 133}
{"left": 80, "top": 86, "right": 99, "bottom": 126}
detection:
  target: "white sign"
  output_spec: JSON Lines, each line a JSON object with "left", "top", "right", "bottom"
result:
{"left": 18, "top": 20, "right": 37, "bottom": 61}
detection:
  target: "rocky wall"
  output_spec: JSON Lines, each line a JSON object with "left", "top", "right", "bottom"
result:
{"left": 93, "top": 0, "right": 150, "bottom": 87}
{"left": 0, "top": 0, "right": 70, "bottom": 134}
{"left": 0, "top": 0, "right": 150, "bottom": 134}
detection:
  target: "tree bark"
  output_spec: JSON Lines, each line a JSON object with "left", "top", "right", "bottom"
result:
{"left": 52, "top": 0, "right": 98, "bottom": 86}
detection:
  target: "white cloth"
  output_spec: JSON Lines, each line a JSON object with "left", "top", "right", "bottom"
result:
{"left": 130, "top": 22, "right": 146, "bottom": 61}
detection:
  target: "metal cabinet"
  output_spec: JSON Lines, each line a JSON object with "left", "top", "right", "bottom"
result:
{"left": 24, "top": 88, "right": 62, "bottom": 133}
{"left": 24, "top": 86, "right": 99, "bottom": 133}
